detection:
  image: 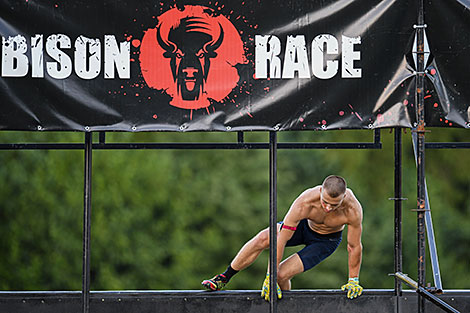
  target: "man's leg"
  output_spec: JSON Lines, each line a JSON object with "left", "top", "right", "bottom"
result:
{"left": 230, "top": 226, "right": 272, "bottom": 271}
{"left": 277, "top": 253, "right": 304, "bottom": 290}
{"left": 202, "top": 226, "right": 274, "bottom": 291}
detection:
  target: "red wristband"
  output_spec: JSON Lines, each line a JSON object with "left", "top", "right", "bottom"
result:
{"left": 281, "top": 224, "right": 297, "bottom": 231}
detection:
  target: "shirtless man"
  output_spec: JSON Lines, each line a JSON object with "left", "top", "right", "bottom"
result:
{"left": 202, "top": 175, "right": 364, "bottom": 300}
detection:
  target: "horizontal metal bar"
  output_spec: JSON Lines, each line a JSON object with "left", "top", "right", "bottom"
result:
{"left": 278, "top": 143, "right": 381, "bottom": 149}
{"left": 0, "top": 143, "right": 84, "bottom": 150}
{"left": 425, "top": 142, "right": 470, "bottom": 149}
{"left": 0, "top": 142, "right": 382, "bottom": 150}
{"left": 2, "top": 289, "right": 470, "bottom": 298}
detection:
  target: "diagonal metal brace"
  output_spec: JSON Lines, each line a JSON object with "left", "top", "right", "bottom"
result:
{"left": 393, "top": 273, "right": 459, "bottom": 313}
{"left": 412, "top": 131, "right": 443, "bottom": 291}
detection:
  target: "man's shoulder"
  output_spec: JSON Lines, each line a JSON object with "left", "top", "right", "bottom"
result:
{"left": 344, "top": 189, "right": 363, "bottom": 221}
{"left": 297, "top": 186, "right": 321, "bottom": 201}
{"left": 303, "top": 185, "right": 322, "bottom": 195}
{"left": 345, "top": 188, "right": 360, "bottom": 204}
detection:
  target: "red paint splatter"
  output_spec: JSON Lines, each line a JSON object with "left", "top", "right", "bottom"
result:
{"left": 247, "top": 111, "right": 253, "bottom": 118}
{"left": 377, "top": 114, "right": 384, "bottom": 123}
{"left": 339, "top": 111, "right": 344, "bottom": 116}
{"left": 433, "top": 103, "right": 438, "bottom": 108}
{"left": 449, "top": 123, "right": 453, "bottom": 126}
{"left": 354, "top": 112, "right": 363, "bottom": 121}
{"left": 140, "top": 5, "right": 247, "bottom": 110}
{"left": 127, "top": 35, "right": 133, "bottom": 41}
{"left": 132, "top": 39, "right": 141, "bottom": 48}
{"left": 299, "top": 117, "right": 304, "bottom": 122}
{"left": 430, "top": 69, "right": 436, "bottom": 75}
{"left": 136, "top": 93, "right": 139, "bottom": 97}
{"left": 153, "top": 114, "right": 158, "bottom": 119}
{"left": 424, "top": 95, "right": 432, "bottom": 99}
{"left": 403, "top": 99, "right": 409, "bottom": 105}
{"left": 322, "top": 120, "right": 327, "bottom": 125}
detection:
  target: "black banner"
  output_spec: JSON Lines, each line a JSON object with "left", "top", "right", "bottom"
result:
{"left": 424, "top": 0, "right": 470, "bottom": 128}
{"left": 0, "top": 0, "right": 467, "bottom": 131}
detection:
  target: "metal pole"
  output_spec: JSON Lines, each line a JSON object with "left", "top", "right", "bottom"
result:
{"left": 82, "top": 132, "right": 93, "bottom": 313}
{"left": 416, "top": 0, "right": 426, "bottom": 311}
{"left": 269, "top": 131, "right": 278, "bottom": 312}
{"left": 412, "top": 133, "right": 443, "bottom": 293}
{"left": 394, "top": 128, "right": 403, "bottom": 297}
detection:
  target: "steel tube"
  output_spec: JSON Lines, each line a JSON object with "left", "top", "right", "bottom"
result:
{"left": 394, "top": 273, "right": 460, "bottom": 313}
{"left": 412, "top": 133, "right": 443, "bottom": 292}
{"left": 394, "top": 128, "right": 403, "bottom": 298}
{"left": 416, "top": 0, "right": 427, "bottom": 310}
{"left": 0, "top": 142, "right": 381, "bottom": 151}
{"left": 269, "top": 131, "right": 278, "bottom": 312}
{"left": 82, "top": 133, "right": 93, "bottom": 313}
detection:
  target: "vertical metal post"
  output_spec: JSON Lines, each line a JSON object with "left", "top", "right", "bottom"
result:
{"left": 412, "top": 133, "right": 443, "bottom": 293}
{"left": 394, "top": 127, "right": 403, "bottom": 298}
{"left": 269, "top": 131, "right": 278, "bottom": 312}
{"left": 82, "top": 132, "right": 93, "bottom": 313}
{"left": 99, "top": 132, "right": 106, "bottom": 145}
{"left": 237, "top": 131, "right": 244, "bottom": 144}
{"left": 416, "top": 0, "right": 427, "bottom": 311}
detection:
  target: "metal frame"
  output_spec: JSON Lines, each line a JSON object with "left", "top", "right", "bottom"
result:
{"left": 2, "top": 124, "right": 470, "bottom": 313}
{"left": 0, "top": 129, "right": 383, "bottom": 313}
{"left": 3, "top": 125, "right": 470, "bottom": 313}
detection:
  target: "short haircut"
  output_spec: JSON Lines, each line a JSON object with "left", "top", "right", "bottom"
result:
{"left": 322, "top": 175, "right": 347, "bottom": 198}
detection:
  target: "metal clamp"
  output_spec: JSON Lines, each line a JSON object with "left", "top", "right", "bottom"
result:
{"left": 413, "top": 24, "right": 428, "bottom": 29}
{"left": 411, "top": 129, "right": 431, "bottom": 134}
{"left": 411, "top": 208, "right": 430, "bottom": 212}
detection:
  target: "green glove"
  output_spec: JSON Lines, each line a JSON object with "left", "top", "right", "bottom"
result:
{"left": 341, "top": 277, "right": 363, "bottom": 299}
{"left": 261, "top": 273, "right": 282, "bottom": 301}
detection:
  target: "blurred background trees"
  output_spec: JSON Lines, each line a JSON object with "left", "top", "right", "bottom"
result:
{"left": 0, "top": 129, "right": 469, "bottom": 291}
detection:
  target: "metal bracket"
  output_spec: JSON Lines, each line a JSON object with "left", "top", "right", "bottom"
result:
{"left": 411, "top": 209, "right": 430, "bottom": 212}
{"left": 413, "top": 24, "right": 428, "bottom": 29}
{"left": 393, "top": 272, "right": 459, "bottom": 313}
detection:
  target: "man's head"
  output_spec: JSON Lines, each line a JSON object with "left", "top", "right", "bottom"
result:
{"left": 320, "top": 175, "right": 347, "bottom": 212}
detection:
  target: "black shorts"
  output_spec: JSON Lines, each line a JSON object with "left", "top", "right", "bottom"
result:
{"left": 282, "top": 219, "right": 342, "bottom": 272}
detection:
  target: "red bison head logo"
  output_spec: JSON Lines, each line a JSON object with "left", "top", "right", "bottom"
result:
{"left": 140, "top": 6, "right": 247, "bottom": 110}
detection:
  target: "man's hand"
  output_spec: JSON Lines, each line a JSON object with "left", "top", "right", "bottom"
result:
{"left": 261, "top": 273, "right": 282, "bottom": 301}
{"left": 341, "top": 277, "right": 363, "bottom": 299}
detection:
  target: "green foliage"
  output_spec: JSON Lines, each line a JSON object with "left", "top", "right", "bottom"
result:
{"left": 0, "top": 129, "right": 468, "bottom": 291}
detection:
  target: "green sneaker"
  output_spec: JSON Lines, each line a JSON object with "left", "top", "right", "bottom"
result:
{"left": 201, "top": 274, "right": 227, "bottom": 291}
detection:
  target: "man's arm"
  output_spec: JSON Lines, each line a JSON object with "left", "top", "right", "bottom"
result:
{"left": 346, "top": 200, "right": 363, "bottom": 278}
{"left": 346, "top": 221, "right": 362, "bottom": 278}
{"left": 262, "top": 192, "right": 308, "bottom": 301}
{"left": 340, "top": 203, "right": 363, "bottom": 299}
{"left": 274, "top": 194, "right": 308, "bottom": 272}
